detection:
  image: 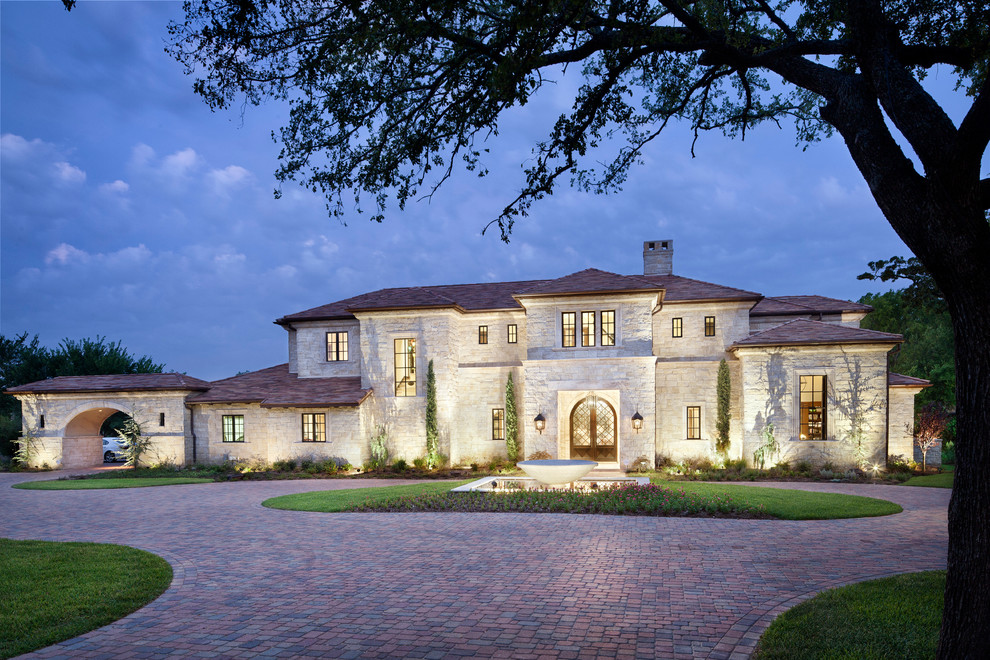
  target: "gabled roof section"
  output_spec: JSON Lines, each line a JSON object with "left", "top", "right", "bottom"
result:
{"left": 889, "top": 372, "right": 932, "bottom": 388}
{"left": 636, "top": 274, "right": 762, "bottom": 302}
{"left": 514, "top": 269, "right": 661, "bottom": 298}
{"left": 751, "top": 295, "right": 873, "bottom": 317}
{"left": 730, "top": 319, "right": 903, "bottom": 349}
{"left": 5, "top": 373, "right": 212, "bottom": 395}
{"left": 186, "top": 364, "right": 371, "bottom": 408}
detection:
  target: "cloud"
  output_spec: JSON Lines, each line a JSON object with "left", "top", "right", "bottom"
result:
{"left": 45, "top": 243, "right": 89, "bottom": 266}
{"left": 161, "top": 147, "right": 200, "bottom": 179}
{"left": 53, "top": 161, "right": 86, "bottom": 184}
{"left": 99, "top": 180, "right": 129, "bottom": 194}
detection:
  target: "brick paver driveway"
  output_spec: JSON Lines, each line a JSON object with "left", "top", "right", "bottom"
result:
{"left": 1, "top": 473, "right": 947, "bottom": 659}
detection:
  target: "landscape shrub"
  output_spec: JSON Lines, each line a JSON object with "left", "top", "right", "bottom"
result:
{"left": 272, "top": 459, "right": 296, "bottom": 472}
{"left": 654, "top": 453, "right": 675, "bottom": 469}
{"left": 795, "top": 460, "right": 813, "bottom": 475}
{"left": 412, "top": 457, "right": 427, "bottom": 470}
{"left": 392, "top": 458, "right": 408, "bottom": 472}
{"left": 527, "top": 450, "right": 552, "bottom": 461}
{"left": 629, "top": 456, "right": 653, "bottom": 472}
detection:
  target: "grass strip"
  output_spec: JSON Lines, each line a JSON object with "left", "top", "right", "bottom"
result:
{"left": 13, "top": 477, "right": 214, "bottom": 490}
{"left": 0, "top": 539, "right": 172, "bottom": 659}
{"left": 754, "top": 571, "right": 944, "bottom": 660}
{"left": 903, "top": 471, "right": 954, "bottom": 488}
{"left": 659, "top": 481, "right": 902, "bottom": 520}
{"left": 263, "top": 480, "right": 475, "bottom": 511}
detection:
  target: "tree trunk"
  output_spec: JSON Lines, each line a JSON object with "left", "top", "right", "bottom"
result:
{"left": 937, "top": 288, "right": 990, "bottom": 659}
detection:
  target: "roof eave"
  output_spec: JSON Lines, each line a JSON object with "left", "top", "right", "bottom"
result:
{"left": 513, "top": 287, "right": 662, "bottom": 302}
{"left": 730, "top": 338, "right": 903, "bottom": 351}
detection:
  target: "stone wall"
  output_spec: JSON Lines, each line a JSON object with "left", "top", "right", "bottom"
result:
{"left": 653, "top": 301, "right": 752, "bottom": 358}
{"left": 734, "top": 344, "right": 891, "bottom": 468}
{"left": 292, "top": 319, "right": 362, "bottom": 378}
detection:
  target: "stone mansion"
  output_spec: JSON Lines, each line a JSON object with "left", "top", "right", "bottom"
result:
{"left": 10, "top": 240, "right": 928, "bottom": 470}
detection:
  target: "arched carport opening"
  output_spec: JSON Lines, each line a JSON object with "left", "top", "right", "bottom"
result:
{"left": 63, "top": 407, "right": 133, "bottom": 468}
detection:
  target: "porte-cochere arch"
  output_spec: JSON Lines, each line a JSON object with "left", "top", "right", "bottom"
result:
{"left": 6, "top": 374, "right": 210, "bottom": 469}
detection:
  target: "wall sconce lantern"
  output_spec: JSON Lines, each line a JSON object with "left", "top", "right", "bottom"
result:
{"left": 534, "top": 413, "right": 546, "bottom": 434}
{"left": 631, "top": 411, "right": 644, "bottom": 433}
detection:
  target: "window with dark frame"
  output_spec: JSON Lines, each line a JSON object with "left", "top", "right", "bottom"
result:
{"left": 492, "top": 408, "right": 505, "bottom": 441}
{"left": 222, "top": 415, "right": 244, "bottom": 443}
{"left": 687, "top": 406, "right": 701, "bottom": 439}
{"left": 672, "top": 317, "right": 683, "bottom": 338}
{"left": 326, "top": 331, "right": 349, "bottom": 361}
{"left": 39, "top": 415, "right": 45, "bottom": 429}
{"left": 302, "top": 413, "right": 327, "bottom": 442}
{"left": 394, "top": 338, "right": 417, "bottom": 397}
{"left": 581, "top": 311, "right": 596, "bottom": 347}
{"left": 704, "top": 316, "right": 716, "bottom": 337}
{"left": 507, "top": 324, "right": 518, "bottom": 343}
{"left": 159, "top": 412, "right": 165, "bottom": 427}
{"left": 800, "top": 375, "right": 827, "bottom": 440}
{"left": 601, "top": 310, "right": 615, "bottom": 346}
{"left": 479, "top": 325, "right": 489, "bottom": 344}
{"left": 562, "top": 312, "right": 576, "bottom": 347}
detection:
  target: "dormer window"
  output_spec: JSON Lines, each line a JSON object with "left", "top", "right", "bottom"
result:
{"left": 327, "top": 332, "right": 349, "bottom": 361}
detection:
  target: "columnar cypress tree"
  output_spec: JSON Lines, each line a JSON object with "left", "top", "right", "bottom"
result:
{"left": 425, "top": 359, "right": 439, "bottom": 468}
{"left": 505, "top": 372, "right": 519, "bottom": 463}
{"left": 715, "top": 359, "right": 731, "bottom": 458}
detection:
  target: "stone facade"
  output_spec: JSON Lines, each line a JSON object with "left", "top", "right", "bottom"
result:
{"left": 10, "top": 240, "right": 929, "bottom": 471}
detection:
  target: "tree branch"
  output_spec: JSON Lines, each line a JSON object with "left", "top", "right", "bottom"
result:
{"left": 957, "top": 74, "right": 990, "bottom": 171}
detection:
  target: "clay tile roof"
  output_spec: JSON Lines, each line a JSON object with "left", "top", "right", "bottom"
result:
{"left": 514, "top": 269, "right": 661, "bottom": 297}
{"left": 888, "top": 372, "right": 932, "bottom": 388}
{"left": 5, "top": 373, "right": 212, "bottom": 395}
{"left": 751, "top": 295, "right": 873, "bottom": 316}
{"left": 636, "top": 274, "right": 762, "bottom": 302}
{"left": 730, "top": 319, "right": 903, "bottom": 349}
{"left": 186, "top": 364, "right": 371, "bottom": 407}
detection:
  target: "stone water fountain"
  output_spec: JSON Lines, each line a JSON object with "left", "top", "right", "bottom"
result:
{"left": 452, "top": 458, "right": 648, "bottom": 492}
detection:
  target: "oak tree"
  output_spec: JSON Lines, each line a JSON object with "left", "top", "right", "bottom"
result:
{"left": 165, "top": 2, "right": 988, "bottom": 655}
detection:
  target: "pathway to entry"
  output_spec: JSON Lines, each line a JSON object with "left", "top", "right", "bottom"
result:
{"left": 1, "top": 473, "right": 948, "bottom": 659}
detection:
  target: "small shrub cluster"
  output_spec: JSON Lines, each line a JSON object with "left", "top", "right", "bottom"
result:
{"left": 527, "top": 450, "right": 552, "bottom": 460}
{"left": 348, "top": 482, "right": 770, "bottom": 518}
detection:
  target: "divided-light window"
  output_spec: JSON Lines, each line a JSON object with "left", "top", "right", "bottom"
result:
{"left": 800, "top": 375, "right": 826, "bottom": 440}
{"left": 479, "top": 325, "right": 489, "bottom": 344}
{"left": 704, "top": 316, "right": 716, "bottom": 337}
{"left": 222, "top": 415, "right": 244, "bottom": 443}
{"left": 302, "top": 413, "right": 326, "bottom": 442}
{"left": 581, "top": 311, "right": 596, "bottom": 347}
{"left": 507, "top": 324, "right": 518, "bottom": 344}
{"left": 562, "top": 312, "right": 576, "bottom": 347}
{"left": 672, "top": 318, "right": 683, "bottom": 338}
{"left": 394, "top": 338, "right": 417, "bottom": 397}
{"left": 492, "top": 408, "right": 505, "bottom": 441}
{"left": 686, "top": 407, "right": 701, "bottom": 440}
{"left": 601, "top": 310, "right": 615, "bottom": 346}
{"left": 327, "top": 331, "right": 349, "bottom": 361}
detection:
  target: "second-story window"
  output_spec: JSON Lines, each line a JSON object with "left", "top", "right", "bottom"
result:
{"left": 704, "top": 316, "right": 716, "bottom": 337}
{"left": 394, "top": 338, "right": 416, "bottom": 397}
{"left": 562, "top": 312, "right": 576, "bottom": 347}
{"left": 507, "top": 324, "right": 518, "bottom": 343}
{"left": 601, "top": 310, "right": 615, "bottom": 346}
{"left": 327, "top": 331, "right": 349, "bottom": 361}
{"left": 479, "top": 325, "right": 488, "bottom": 344}
{"left": 672, "top": 317, "right": 683, "bottom": 338}
{"left": 581, "top": 311, "right": 596, "bottom": 347}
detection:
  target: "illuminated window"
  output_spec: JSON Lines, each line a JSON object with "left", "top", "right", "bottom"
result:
{"left": 222, "top": 415, "right": 244, "bottom": 443}
{"left": 302, "top": 413, "right": 326, "bottom": 442}
{"left": 562, "top": 312, "right": 576, "bottom": 347}
{"left": 672, "top": 317, "right": 683, "bottom": 338}
{"left": 394, "top": 338, "right": 417, "bottom": 397}
{"left": 507, "top": 324, "right": 518, "bottom": 343}
{"left": 479, "top": 325, "right": 488, "bottom": 344}
{"left": 800, "top": 375, "right": 826, "bottom": 440}
{"left": 326, "top": 331, "right": 349, "bottom": 361}
{"left": 492, "top": 408, "right": 505, "bottom": 441}
{"left": 687, "top": 407, "right": 701, "bottom": 439}
{"left": 704, "top": 316, "right": 716, "bottom": 337}
{"left": 601, "top": 310, "right": 615, "bottom": 346}
{"left": 581, "top": 311, "right": 596, "bottom": 347}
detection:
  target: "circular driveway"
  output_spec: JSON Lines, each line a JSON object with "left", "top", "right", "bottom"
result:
{"left": 1, "top": 474, "right": 948, "bottom": 659}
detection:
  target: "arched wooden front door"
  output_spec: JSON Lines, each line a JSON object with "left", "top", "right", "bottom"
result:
{"left": 569, "top": 396, "right": 617, "bottom": 462}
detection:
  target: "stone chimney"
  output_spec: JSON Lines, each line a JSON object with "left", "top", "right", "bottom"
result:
{"left": 643, "top": 240, "right": 674, "bottom": 276}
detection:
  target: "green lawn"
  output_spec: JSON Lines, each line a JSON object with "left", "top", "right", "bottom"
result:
{"left": 263, "top": 480, "right": 475, "bottom": 511}
{"left": 13, "top": 477, "right": 214, "bottom": 490}
{"left": 903, "top": 467, "right": 954, "bottom": 489}
{"left": 0, "top": 539, "right": 172, "bottom": 659}
{"left": 754, "top": 571, "right": 944, "bottom": 660}
{"left": 264, "top": 479, "right": 901, "bottom": 519}
{"left": 654, "top": 480, "right": 902, "bottom": 519}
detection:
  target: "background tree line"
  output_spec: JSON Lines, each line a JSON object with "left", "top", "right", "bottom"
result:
{"left": 0, "top": 334, "right": 165, "bottom": 457}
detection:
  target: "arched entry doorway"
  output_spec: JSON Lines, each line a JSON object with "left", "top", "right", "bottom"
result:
{"left": 569, "top": 395, "right": 617, "bottom": 461}
{"left": 63, "top": 407, "right": 129, "bottom": 468}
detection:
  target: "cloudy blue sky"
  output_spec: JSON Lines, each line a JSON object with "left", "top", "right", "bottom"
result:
{"left": 0, "top": 2, "right": 972, "bottom": 380}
